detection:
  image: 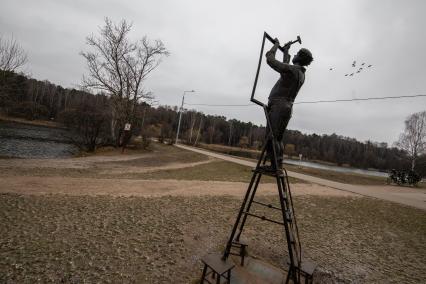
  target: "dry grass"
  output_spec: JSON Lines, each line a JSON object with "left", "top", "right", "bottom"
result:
{"left": 112, "top": 143, "right": 209, "bottom": 166}
{"left": 1, "top": 193, "right": 424, "bottom": 283}
{"left": 122, "top": 160, "right": 304, "bottom": 184}
{"left": 0, "top": 160, "right": 304, "bottom": 184}
{"left": 0, "top": 141, "right": 304, "bottom": 183}
{"left": 283, "top": 164, "right": 426, "bottom": 189}
{"left": 77, "top": 142, "right": 208, "bottom": 162}
{"left": 193, "top": 144, "right": 395, "bottom": 186}
{"left": 0, "top": 115, "right": 64, "bottom": 129}
{"left": 284, "top": 163, "right": 387, "bottom": 185}
{"left": 196, "top": 143, "right": 261, "bottom": 159}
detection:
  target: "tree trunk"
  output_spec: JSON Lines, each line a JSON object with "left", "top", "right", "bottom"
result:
{"left": 194, "top": 118, "right": 203, "bottom": 146}
{"left": 110, "top": 115, "right": 116, "bottom": 143}
{"left": 189, "top": 116, "right": 196, "bottom": 143}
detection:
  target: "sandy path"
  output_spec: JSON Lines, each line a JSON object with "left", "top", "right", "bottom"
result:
{"left": 176, "top": 144, "right": 426, "bottom": 210}
{"left": 0, "top": 176, "right": 356, "bottom": 197}
{"left": 96, "top": 159, "right": 214, "bottom": 175}
{"left": 0, "top": 153, "right": 155, "bottom": 169}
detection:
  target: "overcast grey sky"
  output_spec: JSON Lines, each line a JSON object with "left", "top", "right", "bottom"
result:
{"left": 1, "top": 0, "right": 425, "bottom": 144}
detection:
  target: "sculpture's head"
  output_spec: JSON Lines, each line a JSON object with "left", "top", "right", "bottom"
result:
{"left": 292, "top": 48, "right": 313, "bottom": 66}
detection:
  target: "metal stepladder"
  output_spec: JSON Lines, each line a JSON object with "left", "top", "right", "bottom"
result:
{"left": 222, "top": 105, "right": 306, "bottom": 284}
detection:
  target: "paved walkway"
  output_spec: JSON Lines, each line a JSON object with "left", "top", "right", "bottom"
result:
{"left": 176, "top": 144, "right": 426, "bottom": 210}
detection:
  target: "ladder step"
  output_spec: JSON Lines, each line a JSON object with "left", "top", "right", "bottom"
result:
{"left": 253, "top": 167, "right": 284, "bottom": 177}
{"left": 252, "top": 200, "right": 281, "bottom": 210}
{"left": 243, "top": 212, "right": 284, "bottom": 226}
{"left": 285, "top": 211, "right": 293, "bottom": 223}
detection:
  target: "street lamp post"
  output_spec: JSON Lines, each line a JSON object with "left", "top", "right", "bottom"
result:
{"left": 175, "top": 90, "right": 195, "bottom": 143}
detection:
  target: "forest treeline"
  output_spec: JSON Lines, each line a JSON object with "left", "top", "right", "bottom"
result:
{"left": 1, "top": 70, "right": 424, "bottom": 174}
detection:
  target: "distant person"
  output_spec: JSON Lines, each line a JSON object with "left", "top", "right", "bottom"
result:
{"left": 265, "top": 38, "right": 313, "bottom": 169}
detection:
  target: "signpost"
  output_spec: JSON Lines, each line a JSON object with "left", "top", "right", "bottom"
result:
{"left": 122, "top": 123, "right": 131, "bottom": 153}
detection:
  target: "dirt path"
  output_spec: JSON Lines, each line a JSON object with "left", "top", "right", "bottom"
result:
{"left": 0, "top": 151, "right": 214, "bottom": 175}
{"left": 0, "top": 176, "right": 355, "bottom": 198}
{"left": 0, "top": 153, "right": 155, "bottom": 169}
{"left": 176, "top": 144, "right": 426, "bottom": 210}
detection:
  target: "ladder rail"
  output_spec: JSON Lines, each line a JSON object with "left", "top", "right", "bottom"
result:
{"left": 222, "top": 171, "right": 259, "bottom": 260}
{"left": 283, "top": 167, "right": 302, "bottom": 266}
{"left": 235, "top": 172, "right": 262, "bottom": 242}
{"left": 265, "top": 105, "right": 300, "bottom": 283}
{"left": 222, "top": 104, "right": 302, "bottom": 283}
{"left": 276, "top": 173, "right": 299, "bottom": 283}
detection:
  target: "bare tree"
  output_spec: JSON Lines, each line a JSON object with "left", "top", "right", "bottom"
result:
{"left": 0, "top": 35, "right": 28, "bottom": 72}
{"left": 80, "top": 18, "right": 169, "bottom": 144}
{"left": 396, "top": 111, "right": 426, "bottom": 170}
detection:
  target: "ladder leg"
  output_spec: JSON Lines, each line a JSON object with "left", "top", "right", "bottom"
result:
{"left": 276, "top": 175, "right": 298, "bottom": 284}
{"left": 223, "top": 136, "right": 271, "bottom": 258}
{"left": 235, "top": 172, "right": 262, "bottom": 241}
{"left": 285, "top": 268, "right": 291, "bottom": 284}
{"left": 282, "top": 173, "right": 302, "bottom": 282}
{"left": 222, "top": 171, "right": 259, "bottom": 260}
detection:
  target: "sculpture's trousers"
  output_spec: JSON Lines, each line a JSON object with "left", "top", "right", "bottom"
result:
{"left": 266, "top": 99, "right": 293, "bottom": 167}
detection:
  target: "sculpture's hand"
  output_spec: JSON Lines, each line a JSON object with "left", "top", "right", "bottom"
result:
{"left": 274, "top": 38, "right": 280, "bottom": 46}
{"left": 283, "top": 41, "right": 292, "bottom": 51}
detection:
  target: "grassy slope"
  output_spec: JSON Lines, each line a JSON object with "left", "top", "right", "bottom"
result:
{"left": 0, "top": 114, "right": 64, "bottom": 129}
{"left": 125, "top": 160, "right": 304, "bottom": 183}
{"left": 284, "top": 164, "right": 387, "bottom": 185}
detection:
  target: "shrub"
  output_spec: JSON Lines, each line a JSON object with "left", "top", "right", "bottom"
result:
{"left": 58, "top": 107, "right": 111, "bottom": 152}
{"left": 8, "top": 101, "right": 49, "bottom": 120}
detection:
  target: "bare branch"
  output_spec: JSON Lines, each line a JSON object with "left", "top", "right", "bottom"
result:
{"left": 0, "top": 35, "right": 28, "bottom": 72}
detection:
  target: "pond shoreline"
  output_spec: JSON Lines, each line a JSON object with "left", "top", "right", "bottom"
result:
{"left": 0, "top": 115, "right": 66, "bottom": 130}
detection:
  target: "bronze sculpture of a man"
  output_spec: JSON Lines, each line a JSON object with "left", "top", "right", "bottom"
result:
{"left": 265, "top": 38, "right": 313, "bottom": 168}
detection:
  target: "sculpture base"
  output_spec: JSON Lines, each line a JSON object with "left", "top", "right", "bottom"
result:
{"left": 200, "top": 254, "right": 316, "bottom": 284}
{"left": 228, "top": 255, "right": 288, "bottom": 284}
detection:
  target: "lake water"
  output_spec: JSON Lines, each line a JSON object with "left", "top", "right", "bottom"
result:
{"left": 284, "top": 159, "right": 389, "bottom": 178}
{"left": 0, "top": 121, "right": 78, "bottom": 158}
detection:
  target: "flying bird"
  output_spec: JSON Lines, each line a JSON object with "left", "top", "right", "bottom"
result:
{"left": 352, "top": 61, "right": 356, "bottom": 67}
{"left": 329, "top": 68, "right": 333, "bottom": 71}
{"left": 344, "top": 74, "right": 348, "bottom": 76}
{"left": 368, "top": 64, "right": 372, "bottom": 67}
{"left": 350, "top": 73, "right": 354, "bottom": 76}
{"left": 361, "top": 63, "right": 365, "bottom": 66}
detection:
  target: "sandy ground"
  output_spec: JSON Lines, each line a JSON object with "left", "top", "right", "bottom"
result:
{"left": 1, "top": 193, "right": 425, "bottom": 284}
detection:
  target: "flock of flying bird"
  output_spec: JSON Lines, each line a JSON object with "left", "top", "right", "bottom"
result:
{"left": 329, "top": 61, "right": 373, "bottom": 77}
